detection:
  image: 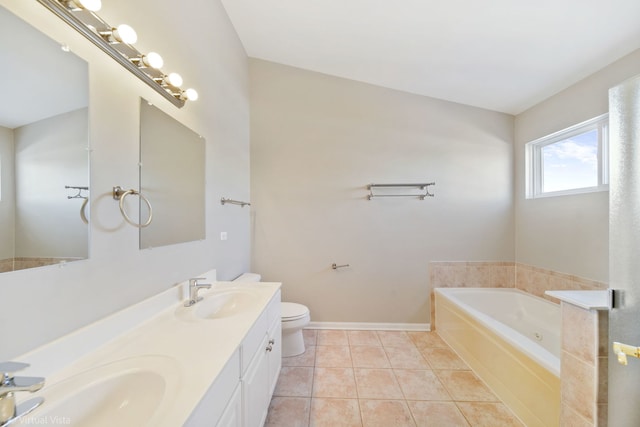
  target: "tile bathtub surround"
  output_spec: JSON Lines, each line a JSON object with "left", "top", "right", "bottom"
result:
{"left": 560, "top": 303, "right": 609, "bottom": 427}
{"left": 429, "top": 261, "right": 516, "bottom": 327}
{"left": 515, "top": 263, "right": 607, "bottom": 301}
{"left": 428, "top": 261, "right": 608, "bottom": 326}
{"left": 266, "top": 329, "right": 524, "bottom": 427}
{"left": 428, "top": 261, "right": 516, "bottom": 289}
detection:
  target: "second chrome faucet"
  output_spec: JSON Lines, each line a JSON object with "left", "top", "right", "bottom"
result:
{"left": 184, "top": 277, "right": 212, "bottom": 307}
{"left": 0, "top": 362, "right": 45, "bottom": 427}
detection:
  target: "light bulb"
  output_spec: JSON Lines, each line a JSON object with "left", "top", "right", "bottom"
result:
{"left": 183, "top": 88, "right": 199, "bottom": 101}
{"left": 142, "top": 52, "right": 163, "bottom": 69}
{"left": 69, "top": 0, "right": 101, "bottom": 11}
{"left": 165, "top": 73, "right": 183, "bottom": 88}
{"left": 112, "top": 24, "right": 137, "bottom": 44}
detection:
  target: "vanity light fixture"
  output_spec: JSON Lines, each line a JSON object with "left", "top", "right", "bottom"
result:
{"left": 37, "top": 0, "right": 197, "bottom": 108}
{"left": 67, "top": 0, "right": 102, "bottom": 12}
{"left": 138, "top": 52, "right": 164, "bottom": 69}
{"left": 102, "top": 24, "right": 138, "bottom": 44}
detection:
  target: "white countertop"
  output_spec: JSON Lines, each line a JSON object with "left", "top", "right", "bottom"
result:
{"left": 545, "top": 290, "right": 609, "bottom": 311}
{"left": 16, "top": 271, "right": 281, "bottom": 427}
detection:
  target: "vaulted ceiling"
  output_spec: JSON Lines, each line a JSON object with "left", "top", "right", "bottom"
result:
{"left": 221, "top": 0, "right": 640, "bottom": 114}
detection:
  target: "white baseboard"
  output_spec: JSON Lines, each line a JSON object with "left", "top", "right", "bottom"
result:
{"left": 306, "top": 321, "right": 431, "bottom": 332}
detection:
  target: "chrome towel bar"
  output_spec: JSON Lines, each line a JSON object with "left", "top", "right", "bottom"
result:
{"left": 367, "top": 183, "right": 435, "bottom": 200}
{"left": 221, "top": 197, "right": 251, "bottom": 207}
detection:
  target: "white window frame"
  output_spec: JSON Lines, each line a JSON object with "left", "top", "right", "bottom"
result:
{"left": 526, "top": 113, "right": 609, "bottom": 199}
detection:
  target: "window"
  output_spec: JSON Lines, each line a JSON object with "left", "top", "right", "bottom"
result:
{"left": 526, "top": 114, "right": 608, "bottom": 198}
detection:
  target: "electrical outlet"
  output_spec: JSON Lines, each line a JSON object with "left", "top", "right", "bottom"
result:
{"left": 220, "top": 232, "right": 228, "bottom": 241}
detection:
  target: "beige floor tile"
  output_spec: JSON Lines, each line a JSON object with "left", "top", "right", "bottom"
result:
{"left": 354, "top": 368, "right": 403, "bottom": 399}
{"left": 304, "top": 329, "right": 318, "bottom": 347}
{"left": 265, "top": 397, "right": 311, "bottom": 427}
{"left": 268, "top": 330, "right": 524, "bottom": 427}
{"left": 394, "top": 369, "right": 451, "bottom": 401}
{"left": 274, "top": 366, "right": 314, "bottom": 397}
{"left": 351, "top": 345, "right": 391, "bottom": 368}
{"left": 407, "top": 401, "right": 470, "bottom": 426}
{"left": 309, "top": 398, "right": 362, "bottom": 427}
{"left": 377, "top": 331, "right": 415, "bottom": 348}
{"left": 359, "top": 400, "right": 416, "bottom": 427}
{"left": 436, "top": 371, "right": 498, "bottom": 402}
{"left": 283, "top": 346, "right": 317, "bottom": 367}
{"left": 407, "top": 331, "right": 448, "bottom": 349}
{"left": 312, "top": 367, "right": 358, "bottom": 398}
{"left": 456, "top": 402, "right": 524, "bottom": 427}
{"left": 348, "top": 330, "right": 382, "bottom": 346}
{"left": 384, "top": 346, "right": 431, "bottom": 369}
{"left": 315, "top": 345, "right": 352, "bottom": 368}
{"left": 317, "top": 330, "right": 349, "bottom": 346}
{"left": 421, "top": 347, "right": 469, "bottom": 370}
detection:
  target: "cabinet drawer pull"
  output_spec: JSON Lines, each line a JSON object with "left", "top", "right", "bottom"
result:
{"left": 268, "top": 339, "right": 275, "bottom": 345}
{"left": 266, "top": 344, "right": 273, "bottom": 352}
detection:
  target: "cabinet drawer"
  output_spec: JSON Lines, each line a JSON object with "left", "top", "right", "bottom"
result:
{"left": 266, "top": 290, "right": 282, "bottom": 327}
{"left": 241, "top": 290, "right": 282, "bottom": 374}
{"left": 240, "top": 309, "right": 268, "bottom": 374}
{"left": 184, "top": 348, "right": 240, "bottom": 427}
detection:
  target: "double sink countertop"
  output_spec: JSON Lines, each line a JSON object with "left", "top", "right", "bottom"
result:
{"left": 15, "top": 270, "right": 281, "bottom": 426}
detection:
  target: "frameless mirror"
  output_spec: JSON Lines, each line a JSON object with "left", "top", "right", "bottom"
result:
{"left": 0, "top": 5, "right": 89, "bottom": 273}
{"left": 139, "top": 99, "right": 205, "bottom": 249}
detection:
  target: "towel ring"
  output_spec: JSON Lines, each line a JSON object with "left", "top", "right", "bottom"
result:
{"left": 80, "top": 197, "right": 89, "bottom": 225}
{"left": 112, "top": 186, "right": 153, "bottom": 228}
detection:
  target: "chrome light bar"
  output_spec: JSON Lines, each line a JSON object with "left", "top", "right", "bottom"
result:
{"left": 37, "top": 0, "right": 198, "bottom": 108}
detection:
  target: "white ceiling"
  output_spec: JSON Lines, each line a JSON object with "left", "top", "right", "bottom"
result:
{"left": 220, "top": 0, "right": 640, "bottom": 114}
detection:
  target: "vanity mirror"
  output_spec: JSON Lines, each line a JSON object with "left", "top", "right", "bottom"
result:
{"left": 139, "top": 100, "right": 205, "bottom": 249}
{"left": 0, "top": 5, "right": 90, "bottom": 272}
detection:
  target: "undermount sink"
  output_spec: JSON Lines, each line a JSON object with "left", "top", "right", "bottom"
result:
{"left": 27, "top": 356, "right": 179, "bottom": 427}
{"left": 193, "top": 289, "right": 259, "bottom": 319}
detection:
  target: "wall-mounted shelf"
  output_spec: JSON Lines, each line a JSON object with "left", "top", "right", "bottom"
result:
{"left": 367, "top": 183, "right": 435, "bottom": 200}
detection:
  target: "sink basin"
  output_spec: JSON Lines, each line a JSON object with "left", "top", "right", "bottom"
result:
{"left": 194, "top": 289, "right": 259, "bottom": 319}
{"left": 27, "top": 355, "right": 180, "bottom": 427}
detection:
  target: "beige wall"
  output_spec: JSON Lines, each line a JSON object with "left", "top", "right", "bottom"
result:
{"left": 0, "top": 0, "right": 250, "bottom": 359}
{"left": 250, "top": 59, "right": 514, "bottom": 324}
{"left": 514, "top": 49, "right": 640, "bottom": 283}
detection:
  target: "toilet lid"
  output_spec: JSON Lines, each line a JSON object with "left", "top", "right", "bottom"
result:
{"left": 281, "top": 302, "right": 309, "bottom": 320}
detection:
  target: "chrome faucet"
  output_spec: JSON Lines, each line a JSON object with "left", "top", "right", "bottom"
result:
{"left": 184, "top": 277, "right": 212, "bottom": 307}
{"left": 0, "top": 362, "right": 45, "bottom": 426}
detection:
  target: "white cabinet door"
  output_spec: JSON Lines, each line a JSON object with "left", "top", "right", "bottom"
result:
{"left": 217, "top": 383, "right": 242, "bottom": 427}
{"left": 242, "top": 334, "right": 270, "bottom": 427}
{"left": 267, "top": 317, "right": 282, "bottom": 396}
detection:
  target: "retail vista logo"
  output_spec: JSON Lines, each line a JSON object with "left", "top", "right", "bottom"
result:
{"left": 18, "top": 415, "right": 71, "bottom": 425}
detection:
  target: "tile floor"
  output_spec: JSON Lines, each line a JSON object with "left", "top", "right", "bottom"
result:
{"left": 265, "top": 329, "right": 524, "bottom": 427}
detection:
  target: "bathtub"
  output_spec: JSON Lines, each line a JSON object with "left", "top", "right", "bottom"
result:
{"left": 435, "top": 287, "right": 560, "bottom": 427}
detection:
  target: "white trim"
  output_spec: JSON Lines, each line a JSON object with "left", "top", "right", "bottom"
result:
{"left": 306, "top": 321, "right": 431, "bottom": 331}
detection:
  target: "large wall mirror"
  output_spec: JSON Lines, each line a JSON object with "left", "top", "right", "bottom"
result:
{"left": 139, "top": 100, "right": 205, "bottom": 249}
{"left": 0, "top": 6, "right": 89, "bottom": 273}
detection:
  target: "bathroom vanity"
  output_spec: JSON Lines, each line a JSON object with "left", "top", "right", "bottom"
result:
{"left": 9, "top": 271, "right": 281, "bottom": 427}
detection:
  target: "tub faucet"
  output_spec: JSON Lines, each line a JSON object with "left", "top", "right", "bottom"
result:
{"left": 185, "top": 277, "right": 212, "bottom": 307}
{"left": 0, "top": 362, "right": 45, "bottom": 426}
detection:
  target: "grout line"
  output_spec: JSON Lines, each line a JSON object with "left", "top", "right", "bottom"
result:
{"left": 272, "top": 329, "right": 523, "bottom": 427}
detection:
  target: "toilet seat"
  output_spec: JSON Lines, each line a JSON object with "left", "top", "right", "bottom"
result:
{"left": 281, "top": 302, "right": 309, "bottom": 321}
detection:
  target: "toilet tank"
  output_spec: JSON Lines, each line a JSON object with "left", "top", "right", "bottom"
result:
{"left": 233, "top": 273, "right": 262, "bottom": 282}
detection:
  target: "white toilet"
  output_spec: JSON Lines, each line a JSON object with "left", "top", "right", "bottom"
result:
{"left": 233, "top": 273, "right": 311, "bottom": 357}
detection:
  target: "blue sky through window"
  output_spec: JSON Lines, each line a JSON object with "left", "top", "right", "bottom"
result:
{"left": 541, "top": 129, "right": 598, "bottom": 192}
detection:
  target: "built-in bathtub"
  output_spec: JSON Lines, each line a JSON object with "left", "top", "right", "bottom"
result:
{"left": 435, "top": 287, "right": 560, "bottom": 427}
